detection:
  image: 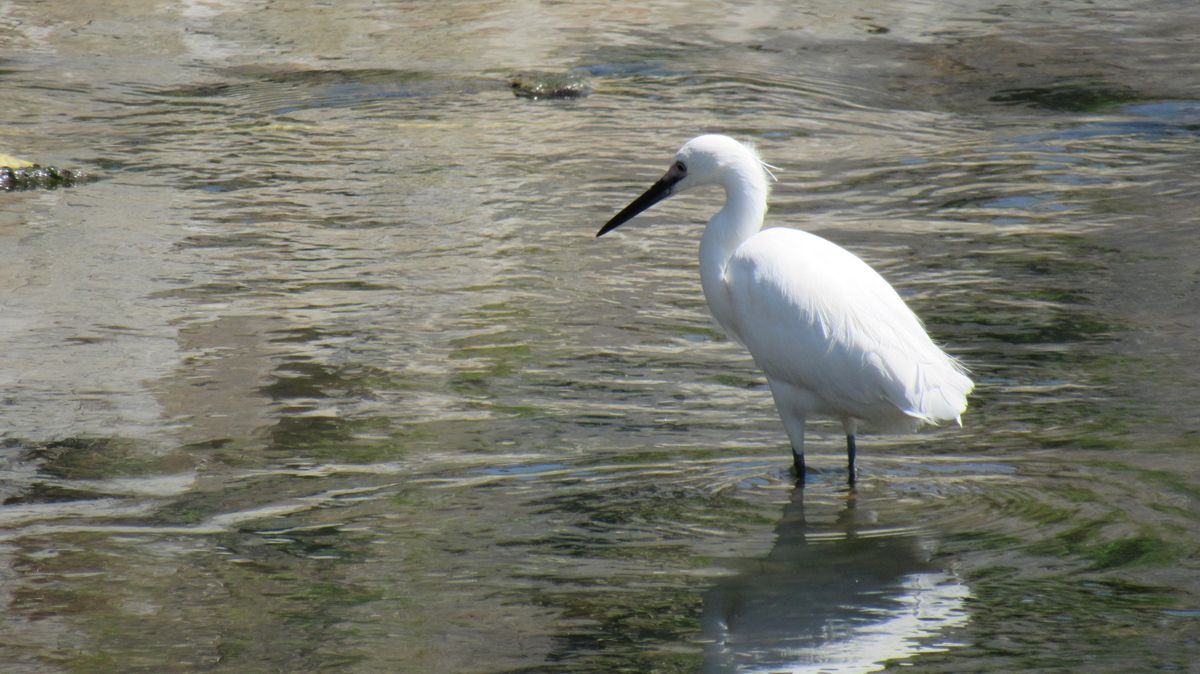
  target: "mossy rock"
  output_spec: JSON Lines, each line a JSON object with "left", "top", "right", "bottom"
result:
{"left": 508, "top": 71, "right": 592, "bottom": 99}
{"left": 1, "top": 152, "right": 89, "bottom": 191}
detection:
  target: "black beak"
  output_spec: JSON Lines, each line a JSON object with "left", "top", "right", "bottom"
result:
{"left": 596, "top": 164, "right": 686, "bottom": 237}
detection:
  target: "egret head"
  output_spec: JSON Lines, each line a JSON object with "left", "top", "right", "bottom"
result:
{"left": 597, "top": 134, "right": 771, "bottom": 237}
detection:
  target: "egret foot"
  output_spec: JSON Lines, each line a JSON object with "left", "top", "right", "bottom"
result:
{"left": 792, "top": 448, "right": 806, "bottom": 484}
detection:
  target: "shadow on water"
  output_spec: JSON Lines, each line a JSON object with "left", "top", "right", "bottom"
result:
{"left": 702, "top": 486, "right": 968, "bottom": 673}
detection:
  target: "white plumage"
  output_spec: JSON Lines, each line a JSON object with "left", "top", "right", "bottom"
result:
{"left": 598, "top": 134, "right": 973, "bottom": 482}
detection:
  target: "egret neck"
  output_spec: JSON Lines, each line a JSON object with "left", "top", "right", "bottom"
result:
{"left": 699, "top": 157, "right": 770, "bottom": 337}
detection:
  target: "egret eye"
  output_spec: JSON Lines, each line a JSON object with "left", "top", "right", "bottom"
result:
{"left": 674, "top": 161, "right": 687, "bottom": 173}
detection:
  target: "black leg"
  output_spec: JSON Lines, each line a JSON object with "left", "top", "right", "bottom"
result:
{"left": 792, "top": 446, "right": 806, "bottom": 483}
{"left": 846, "top": 434, "right": 857, "bottom": 485}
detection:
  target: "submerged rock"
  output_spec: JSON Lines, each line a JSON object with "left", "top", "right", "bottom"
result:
{"left": 508, "top": 71, "right": 592, "bottom": 100}
{"left": 0, "top": 164, "right": 88, "bottom": 191}
{"left": 1, "top": 154, "right": 89, "bottom": 191}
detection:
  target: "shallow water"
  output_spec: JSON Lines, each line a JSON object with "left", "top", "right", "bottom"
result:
{"left": 2, "top": 1, "right": 1199, "bottom": 672}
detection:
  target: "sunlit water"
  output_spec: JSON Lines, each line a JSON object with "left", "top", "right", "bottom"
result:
{"left": 2, "top": 1, "right": 1199, "bottom": 672}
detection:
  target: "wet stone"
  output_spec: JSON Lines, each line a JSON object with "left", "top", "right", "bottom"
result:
{"left": 0, "top": 164, "right": 89, "bottom": 191}
{"left": 508, "top": 71, "right": 592, "bottom": 100}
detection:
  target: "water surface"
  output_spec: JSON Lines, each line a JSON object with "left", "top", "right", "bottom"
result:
{"left": 2, "top": 1, "right": 1198, "bottom": 672}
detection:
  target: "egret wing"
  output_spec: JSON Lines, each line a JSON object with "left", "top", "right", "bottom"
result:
{"left": 720, "top": 228, "right": 971, "bottom": 424}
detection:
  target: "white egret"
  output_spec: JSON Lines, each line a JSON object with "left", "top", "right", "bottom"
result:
{"left": 597, "top": 134, "right": 973, "bottom": 483}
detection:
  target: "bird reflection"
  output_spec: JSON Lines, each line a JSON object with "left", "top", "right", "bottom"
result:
{"left": 702, "top": 486, "right": 969, "bottom": 673}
